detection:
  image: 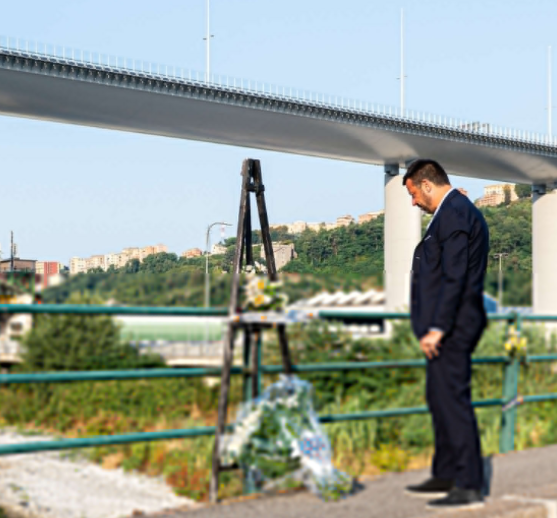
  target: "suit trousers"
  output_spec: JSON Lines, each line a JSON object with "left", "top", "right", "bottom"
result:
{"left": 426, "top": 336, "right": 483, "bottom": 490}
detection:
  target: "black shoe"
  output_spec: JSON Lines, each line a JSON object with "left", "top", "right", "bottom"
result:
{"left": 427, "top": 487, "right": 484, "bottom": 510}
{"left": 405, "top": 477, "right": 454, "bottom": 498}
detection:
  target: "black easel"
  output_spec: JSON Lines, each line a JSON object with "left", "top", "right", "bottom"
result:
{"left": 209, "top": 158, "right": 293, "bottom": 503}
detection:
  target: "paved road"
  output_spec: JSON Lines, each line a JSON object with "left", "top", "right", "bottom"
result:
{"left": 140, "top": 444, "right": 557, "bottom": 518}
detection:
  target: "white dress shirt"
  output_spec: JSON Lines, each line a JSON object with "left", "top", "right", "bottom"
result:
{"left": 425, "top": 187, "right": 455, "bottom": 233}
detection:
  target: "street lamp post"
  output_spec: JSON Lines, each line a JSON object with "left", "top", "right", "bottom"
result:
{"left": 205, "top": 221, "right": 232, "bottom": 308}
{"left": 493, "top": 253, "right": 509, "bottom": 309}
{"left": 203, "top": 0, "right": 214, "bottom": 83}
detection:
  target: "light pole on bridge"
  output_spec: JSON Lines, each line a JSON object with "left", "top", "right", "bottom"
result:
{"left": 549, "top": 45, "right": 553, "bottom": 140}
{"left": 204, "top": 0, "right": 214, "bottom": 83}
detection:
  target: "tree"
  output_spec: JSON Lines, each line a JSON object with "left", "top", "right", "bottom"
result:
{"left": 139, "top": 252, "right": 178, "bottom": 274}
{"left": 20, "top": 293, "right": 164, "bottom": 371}
{"left": 124, "top": 258, "right": 140, "bottom": 273}
{"left": 503, "top": 185, "right": 512, "bottom": 205}
{"left": 221, "top": 246, "right": 235, "bottom": 273}
{"left": 515, "top": 184, "right": 532, "bottom": 199}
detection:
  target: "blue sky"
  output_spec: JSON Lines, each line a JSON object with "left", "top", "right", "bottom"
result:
{"left": 0, "top": 0, "right": 555, "bottom": 263}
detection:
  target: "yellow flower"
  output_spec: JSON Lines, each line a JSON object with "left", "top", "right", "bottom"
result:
{"left": 254, "top": 294, "right": 265, "bottom": 307}
{"left": 257, "top": 279, "right": 266, "bottom": 290}
{"left": 503, "top": 325, "right": 527, "bottom": 356}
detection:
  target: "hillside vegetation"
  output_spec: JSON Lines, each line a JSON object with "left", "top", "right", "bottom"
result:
{"left": 44, "top": 198, "right": 533, "bottom": 306}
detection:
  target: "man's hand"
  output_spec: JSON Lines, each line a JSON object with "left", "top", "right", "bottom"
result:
{"left": 420, "top": 330, "right": 444, "bottom": 359}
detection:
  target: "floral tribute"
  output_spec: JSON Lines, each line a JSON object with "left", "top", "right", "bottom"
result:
{"left": 242, "top": 272, "right": 288, "bottom": 312}
{"left": 220, "top": 375, "right": 353, "bottom": 501}
{"left": 504, "top": 325, "right": 527, "bottom": 358}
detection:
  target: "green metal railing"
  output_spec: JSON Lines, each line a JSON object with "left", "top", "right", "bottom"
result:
{"left": 0, "top": 305, "right": 556, "bottom": 457}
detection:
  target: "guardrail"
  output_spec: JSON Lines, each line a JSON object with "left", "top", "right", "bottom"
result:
{"left": 0, "top": 306, "right": 556, "bottom": 459}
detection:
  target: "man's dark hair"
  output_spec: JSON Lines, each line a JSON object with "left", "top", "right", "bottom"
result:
{"left": 402, "top": 159, "right": 451, "bottom": 187}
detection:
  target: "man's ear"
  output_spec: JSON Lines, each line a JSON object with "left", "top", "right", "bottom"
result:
{"left": 422, "top": 179, "right": 433, "bottom": 193}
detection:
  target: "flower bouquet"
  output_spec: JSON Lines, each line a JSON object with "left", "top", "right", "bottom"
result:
{"left": 220, "top": 375, "right": 353, "bottom": 501}
{"left": 242, "top": 273, "right": 288, "bottom": 312}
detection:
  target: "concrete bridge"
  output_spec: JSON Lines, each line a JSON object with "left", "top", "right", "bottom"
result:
{"left": 1, "top": 36, "right": 557, "bottom": 313}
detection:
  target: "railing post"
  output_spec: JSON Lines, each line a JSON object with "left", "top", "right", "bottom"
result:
{"left": 241, "top": 326, "right": 257, "bottom": 495}
{"left": 255, "top": 331, "right": 262, "bottom": 397}
{"left": 242, "top": 328, "right": 252, "bottom": 403}
{"left": 499, "top": 315, "right": 521, "bottom": 453}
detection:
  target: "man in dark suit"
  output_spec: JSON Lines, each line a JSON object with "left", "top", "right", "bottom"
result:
{"left": 402, "top": 159, "right": 489, "bottom": 510}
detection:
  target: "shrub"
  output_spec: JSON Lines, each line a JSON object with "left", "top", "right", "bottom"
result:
{"left": 18, "top": 292, "right": 164, "bottom": 372}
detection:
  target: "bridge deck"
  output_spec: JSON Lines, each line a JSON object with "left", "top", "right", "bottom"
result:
{"left": 1, "top": 46, "right": 557, "bottom": 183}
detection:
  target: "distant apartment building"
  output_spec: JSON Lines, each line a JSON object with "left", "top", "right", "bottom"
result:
{"left": 211, "top": 243, "right": 227, "bottom": 255}
{"left": 307, "top": 222, "right": 338, "bottom": 231}
{"left": 140, "top": 246, "right": 156, "bottom": 260}
{"left": 336, "top": 215, "right": 355, "bottom": 227}
{"left": 288, "top": 221, "right": 309, "bottom": 234}
{"left": 122, "top": 247, "right": 141, "bottom": 261}
{"left": 271, "top": 221, "right": 337, "bottom": 234}
{"left": 86, "top": 255, "right": 106, "bottom": 271}
{"left": 272, "top": 211, "right": 385, "bottom": 234}
{"left": 270, "top": 221, "right": 305, "bottom": 234}
{"left": 70, "top": 244, "right": 168, "bottom": 275}
{"left": 358, "top": 210, "right": 385, "bottom": 224}
{"left": 35, "top": 261, "right": 64, "bottom": 289}
{"left": 261, "top": 243, "right": 297, "bottom": 271}
{"left": 0, "top": 259, "right": 36, "bottom": 272}
{"left": 137, "top": 244, "right": 167, "bottom": 261}
{"left": 476, "top": 184, "right": 518, "bottom": 207}
{"left": 104, "top": 253, "right": 122, "bottom": 270}
{"left": 182, "top": 248, "right": 203, "bottom": 259}
{"left": 70, "top": 257, "right": 87, "bottom": 275}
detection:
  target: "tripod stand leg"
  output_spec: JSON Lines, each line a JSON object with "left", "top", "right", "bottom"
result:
{"left": 251, "top": 160, "right": 294, "bottom": 375}
{"left": 243, "top": 327, "right": 253, "bottom": 402}
{"left": 277, "top": 324, "right": 293, "bottom": 376}
{"left": 209, "top": 160, "right": 251, "bottom": 503}
{"left": 251, "top": 161, "right": 278, "bottom": 281}
{"left": 209, "top": 324, "right": 237, "bottom": 502}
{"left": 251, "top": 330, "right": 262, "bottom": 398}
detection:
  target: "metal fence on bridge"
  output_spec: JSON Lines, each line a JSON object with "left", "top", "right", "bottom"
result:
{"left": 0, "top": 304, "right": 556, "bottom": 458}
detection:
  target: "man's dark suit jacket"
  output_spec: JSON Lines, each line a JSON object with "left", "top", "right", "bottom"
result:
{"left": 410, "top": 189, "right": 490, "bottom": 345}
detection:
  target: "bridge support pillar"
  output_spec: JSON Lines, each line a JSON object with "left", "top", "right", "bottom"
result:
{"left": 384, "top": 164, "right": 422, "bottom": 311}
{"left": 532, "top": 183, "right": 557, "bottom": 314}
